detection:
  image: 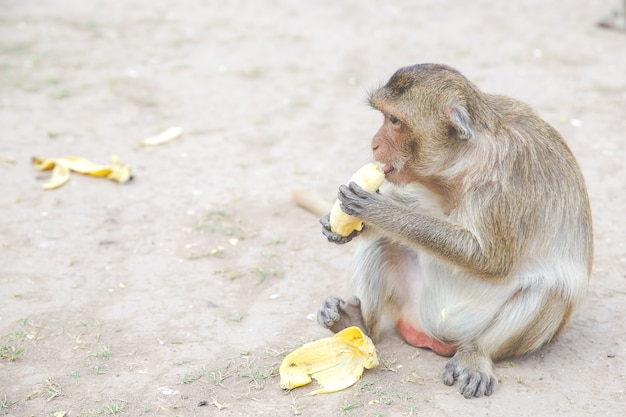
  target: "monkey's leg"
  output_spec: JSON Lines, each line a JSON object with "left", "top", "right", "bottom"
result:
{"left": 442, "top": 287, "right": 573, "bottom": 398}
{"left": 483, "top": 288, "right": 574, "bottom": 361}
{"left": 351, "top": 237, "right": 416, "bottom": 340}
{"left": 317, "top": 295, "right": 367, "bottom": 334}
{"left": 318, "top": 236, "right": 406, "bottom": 339}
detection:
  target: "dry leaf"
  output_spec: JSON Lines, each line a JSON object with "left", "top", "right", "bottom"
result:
{"left": 279, "top": 326, "right": 378, "bottom": 395}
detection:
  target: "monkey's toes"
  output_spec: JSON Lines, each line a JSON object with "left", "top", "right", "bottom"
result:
{"left": 458, "top": 371, "right": 496, "bottom": 398}
{"left": 442, "top": 357, "right": 496, "bottom": 398}
{"left": 317, "top": 296, "right": 342, "bottom": 329}
{"left": 342, "top": 296, "right": 361, "bottom": 310}
{"left": 442, "top": 360, "right": 458, "bottom": 386}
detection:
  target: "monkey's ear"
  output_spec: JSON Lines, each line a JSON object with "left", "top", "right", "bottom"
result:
{"left": 445, "top": 106, "right": 473, "bottom": 140}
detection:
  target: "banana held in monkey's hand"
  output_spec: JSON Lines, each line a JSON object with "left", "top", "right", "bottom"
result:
{"left": 330, "top": 163, "right": 385, "bottom": 236}
{"left": 279, "top": 326, "right": 378, "bottom": 395}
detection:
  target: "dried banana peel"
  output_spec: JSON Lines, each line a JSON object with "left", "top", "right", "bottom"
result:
{"left": 279, "top": 326, "right": 378, "bottom": 395}
{"left": 140, "top": 126, "right": 183, "bottom": 146}
{"left": 32, "top": 155, "right": 132, "bottom": 190}
{"left": 329, "top": 163, "right": 385, "bottom": 236}
{"left": 0, "top": 154, "right": 16, "bottom": 163}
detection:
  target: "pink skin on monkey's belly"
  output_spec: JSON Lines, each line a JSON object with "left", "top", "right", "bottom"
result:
{"left": 397, "top": 318, "right": 458, "bottom": 357}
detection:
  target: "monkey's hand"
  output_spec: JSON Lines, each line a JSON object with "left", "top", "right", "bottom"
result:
{"left": 336, "top": 182, "right": 385, "bottom": 221}
{"left": 320, "top": 213, "right": 361, "bottom": 244}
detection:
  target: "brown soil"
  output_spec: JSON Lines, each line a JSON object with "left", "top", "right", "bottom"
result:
{"left": 1, "top": 1, "right": 625, "bottom": 416}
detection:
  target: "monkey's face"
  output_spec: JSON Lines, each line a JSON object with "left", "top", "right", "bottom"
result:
{"left": 369, "top": 104, "right": 443, "bottom": 185}
{"left": 370, "top": 109, "right": 414, "bottom": 183}
{"left": 369, "top": 64, "right": 477, "bottom": 184}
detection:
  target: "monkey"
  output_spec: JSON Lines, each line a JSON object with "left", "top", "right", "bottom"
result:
{"left": 597, "top": 0, "right": 626, "bottom": 31}
{"left": 316, "top": 63, "right": 593, "bottom": 398}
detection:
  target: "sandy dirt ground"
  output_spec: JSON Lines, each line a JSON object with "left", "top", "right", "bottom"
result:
{"left": 1, "top": 1, "right": 625, "bottom": 416}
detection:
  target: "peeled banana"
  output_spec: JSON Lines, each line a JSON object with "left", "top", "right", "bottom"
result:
{"left": 279, "top": 326, "right": 378, "bottom": 395}
{"left": 329, "top": 163, "right": 385, "bottom": 236}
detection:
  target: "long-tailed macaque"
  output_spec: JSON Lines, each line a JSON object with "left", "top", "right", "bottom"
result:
{"left": 317, "top": 63, "right": 593, "bottom": 398}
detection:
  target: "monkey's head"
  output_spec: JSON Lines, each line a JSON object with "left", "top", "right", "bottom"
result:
{"left": 369, "top": 63, "right": 488, "bottom": 184}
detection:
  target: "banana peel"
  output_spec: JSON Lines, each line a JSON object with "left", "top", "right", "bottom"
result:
{"left": 32, "top": 155, "right": 132, "bottom": 190}
{"left": 279, "top": 326, "right": 378, "bottom": 395}
{"left": 140, "top": 126, "right": 183, "bottom": 146}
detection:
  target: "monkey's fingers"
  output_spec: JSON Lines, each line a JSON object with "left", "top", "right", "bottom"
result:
{"left": 319, "top": 213, "right": 332, "bottom": 230}
{"left": 346, "top": 181, "right": 372, "bottom": 197}
{"left": 321, "top": 223, "right": 360, "bottom": 244}
{"left": 321, "top": 212, "right": 360, "bottom": 243}
{"left": 336, "top": 184, "right": 367, "bottom": 217}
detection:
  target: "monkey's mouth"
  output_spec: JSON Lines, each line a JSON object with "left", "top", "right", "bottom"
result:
{"left": 382, "top": 164, "right": 395, "bottom": 176}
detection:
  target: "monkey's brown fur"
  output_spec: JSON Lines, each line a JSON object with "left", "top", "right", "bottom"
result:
{"left": 317, "top": 64, "right": 593, "bottom": 398}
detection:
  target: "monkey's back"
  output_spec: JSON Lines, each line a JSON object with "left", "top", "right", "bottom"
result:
{"left": 489, "top": 94, "right": 593, "bottom": 275}
{"left": 409, "top": 96, "right": 593, "bottom": 343}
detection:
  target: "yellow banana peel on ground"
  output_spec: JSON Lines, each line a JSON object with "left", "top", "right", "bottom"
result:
{"left": 140, "top": 126, "right": 183, "bottom": 146}
{"left": 279, "top": 326, "right": 378, "bottom": 395}
{"left": 32, "top": 155, "right": 132, "bottom": 190}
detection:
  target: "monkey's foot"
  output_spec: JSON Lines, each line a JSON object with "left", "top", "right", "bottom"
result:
{"left": 442, "top": 348, "right": 497, "bottom": 398}
{"left": 317, "top": 296, "right": 367, "bottom": 334}
{"left": 397, "top": 318, "right": 457, "bottom": 357}
{"left": 597, "top": 10, "right": 626, "bottom": 31}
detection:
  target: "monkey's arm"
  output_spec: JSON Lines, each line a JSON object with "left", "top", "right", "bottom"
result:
{"left": 337, "top": 183, "right": 516, "bottom": 279}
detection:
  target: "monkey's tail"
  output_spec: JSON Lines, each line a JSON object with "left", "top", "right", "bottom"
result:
{"left": 291, "top": 189, "right": 332, "bottom": 217}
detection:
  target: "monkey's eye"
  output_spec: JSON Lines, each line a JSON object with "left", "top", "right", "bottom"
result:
{"left": 388, "top": 114, "right": 401, "bottom": 125}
